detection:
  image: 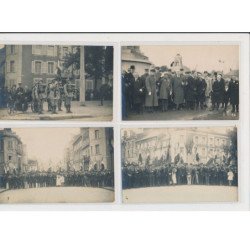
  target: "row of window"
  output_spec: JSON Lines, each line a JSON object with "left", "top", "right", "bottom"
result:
{"left": 6, "top": 60, "right": 56, "bottom": 74}
{"left": 32, "top": 61, "right": 56, "bottom": 74}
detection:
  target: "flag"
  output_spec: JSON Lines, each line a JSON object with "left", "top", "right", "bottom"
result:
{"left": 196, "top": 153, "right": 200, "bottom": 162}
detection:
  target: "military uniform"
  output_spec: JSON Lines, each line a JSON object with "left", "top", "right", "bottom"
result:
{"left": 64, "top": 82, "right": 74, "bottom": 113}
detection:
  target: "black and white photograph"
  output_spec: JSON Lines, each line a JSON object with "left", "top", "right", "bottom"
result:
{"left": 0, "top": 127, "right": 114, "bottom": 203}
{"left": 0, "top": 45, "right": 113, "bottom": 121}
{"left": 121, "top": 127, "right": 238, "bottom": 203}
{"left": 121, "top": 45, "right": 239, "bottom": 121}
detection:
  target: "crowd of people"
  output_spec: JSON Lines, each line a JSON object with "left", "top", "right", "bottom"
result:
{"left": 1, "top": 78, "right": 76, "bottom": 115}
{"left": 122, "top": 65, "right": 239, "bottom": 119}
{"left": 122, "top": 162, "right": 237, "bottom": 189}
{"left": 0, "top": 169, "right": 114, "bottom": 190}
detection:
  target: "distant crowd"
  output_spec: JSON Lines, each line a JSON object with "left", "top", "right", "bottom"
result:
{"left": 0, "top": 169, "right": 114, "bottom": 190}
{"left": 122, "top": 65, "right": 239, "bottom": 118}
{"left": 122, "top": 162, "right": 237, "bottom": 189}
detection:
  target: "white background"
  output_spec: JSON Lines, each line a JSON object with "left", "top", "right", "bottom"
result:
{"left": 1, "top": 1, "right": 250, "bottom": 250}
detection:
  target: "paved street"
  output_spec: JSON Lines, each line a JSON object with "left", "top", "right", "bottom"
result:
{"left": 0, "top": 187, "right": 114, "bottom": 203}
{"left": 0, "top": 100, "right": 113, "bottom": 121}
{"left": 125, "top": 108, "right": 239, "bottom": 121}
{"left": 123, "top": 185, "right": 238, "bottom": 203}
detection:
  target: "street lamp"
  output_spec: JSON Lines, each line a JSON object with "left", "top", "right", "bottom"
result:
{"left": 80, "top": 46, "right": 86, "bottom": 106}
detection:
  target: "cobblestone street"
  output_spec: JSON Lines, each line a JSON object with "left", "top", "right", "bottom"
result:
{"left": 0, "top": 100, "right": 113, "bottom": 121}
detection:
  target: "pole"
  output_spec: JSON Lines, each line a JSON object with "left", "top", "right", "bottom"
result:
{"left": 80, "top": 46, "right": 85, "bottom": 106}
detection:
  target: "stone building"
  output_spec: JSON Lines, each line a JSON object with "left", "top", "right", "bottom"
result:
{"left": 122, "top": 128, "right": 231, "bottom": 165}
{"left": 0, "top": 46, "right": 5, "bottom": 89}
{"left": 4, "top": 45, "right": 79, "bottom": 88}
{"left": 121, "top": 46, "right": 152, "bottom": 75}
{"left": 70, "top": 128, "right": 113, "bottom": 171}
{"left": 0, "top": 128, "right": 27, "bottom": 176}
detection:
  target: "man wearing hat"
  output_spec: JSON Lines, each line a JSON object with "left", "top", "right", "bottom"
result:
{"left": 172, "top": 70, "right": 185, "bottom": 110}
{"left": 204, "top": 71, "right": 213, "bottom": 108}
{"left": 184, "top": 71, "right": 196, "bottom": 110}
{"left": 211, "top": 73, "right": 225, "bottom": 110}
{"left": 228, "top": 75, "right": 239, "bottom": 116}
{"left": 145, "top": 69, "right": 158, "bottom": 112}
{"left": 125, "top": 65, "right": 135, "bottom": 112}
{"left": 196, "top": 72, "right": 207, "bottom": 110}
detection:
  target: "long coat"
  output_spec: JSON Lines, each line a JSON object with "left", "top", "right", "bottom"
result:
{"left": 159, "top": 77, "right": 171, "bottom": 99}
{"left": 185, "top": 76, "right": 196, "bottom": 102}
{"left": 212, "top": 79, "right": 225, "bottom": 103}
{"left": 196, "top": 78, "right": 207, "bottom": 102}
{"left": 228, "top": 80, "right": 239, "bottom": 105}
{"left": 172, "top": 76, "right": 184, "bottom": 105}
{"left": 145, "top": 75, "right": 158, "bottom": 107}
{"left": 133, "top": 77, "right": 145, "bottom": 104}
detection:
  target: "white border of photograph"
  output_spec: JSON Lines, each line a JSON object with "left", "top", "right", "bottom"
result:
{"left": 0, "top": 33, "right": 248, "bottom": 210}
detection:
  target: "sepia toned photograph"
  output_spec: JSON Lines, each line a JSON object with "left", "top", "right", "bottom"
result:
{"left": 121, "top": 45, "right": 239, "bottom": 121}
{"left": 0, "top": 45, "right": 113, "bottom": 121}
{"left": 121, "top": 127, "right": 238, "bottom": 203}
{"left": 0, "top": 127, "right": 114, "bottom": 203}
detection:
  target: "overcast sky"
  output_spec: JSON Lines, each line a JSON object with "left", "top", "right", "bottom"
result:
{"left": 13, "top": 128, "right": 80, "bottom": 169}
{"left": 140, "top": 45, "right": 239, "bottom": 72}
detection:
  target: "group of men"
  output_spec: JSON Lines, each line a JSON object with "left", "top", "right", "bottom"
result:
{"left": 122, "top": 65, "right": 239, "bottom": 118}
{"left": 122, "top": 162, "right": 237, "bottom": 189}
{"left": 1, "top": 169, "right": 114, "bottom": 190}
{"left": 1, "top": 78, "right": 75, "bottom": 114}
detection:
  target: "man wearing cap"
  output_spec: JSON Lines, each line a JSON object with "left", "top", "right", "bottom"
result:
{"left": 145, "top": 69, "right": 158, "bottom": 112}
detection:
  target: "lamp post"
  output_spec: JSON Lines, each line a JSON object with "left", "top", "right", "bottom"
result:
{"left": 80, "top": 46, "right": 86, "bottom": 106}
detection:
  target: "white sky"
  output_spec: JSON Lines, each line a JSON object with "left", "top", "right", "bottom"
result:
{"left": 0, "top": 45, "right": 4, "bottom": 49}
{"left": 13, "top": 128, "right": 80, "bottom": 168}
{"left": 140, "top": 45, "right": 239, "bottom": 72}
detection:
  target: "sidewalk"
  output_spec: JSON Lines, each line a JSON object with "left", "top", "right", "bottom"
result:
{"left": 0, "top": 100, "right": 113, "bottom": 121}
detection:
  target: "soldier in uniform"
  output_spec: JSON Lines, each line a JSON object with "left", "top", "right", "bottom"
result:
{"left": 57, "top": 81, "right": 64, "bottom": 111}
{"left": 45, "top": 82, "right": 52, "bottom": 112}
{"left": 64, "top": 81, "right": 74, "bottom": 113}
{"left": 15, "top": 83, "right": 24, "bottom": 110}
{"left": 48, "top": 80, "right": 59, "bottom": 114}
{"left": 33, "top": 81, "right": 43, "bottom": 114}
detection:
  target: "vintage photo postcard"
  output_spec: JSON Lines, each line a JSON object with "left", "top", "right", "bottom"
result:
{"left": 0, "top": 127, "right": 114, "bottom": 203}
{"left": 121, "top": 45, "right": 239, "bottom": 121}
{"left": 0, "top": 45, "right": 113, "bottom": 121}
{"left": 121, "top": 127, "right": 238, "bottom": 203}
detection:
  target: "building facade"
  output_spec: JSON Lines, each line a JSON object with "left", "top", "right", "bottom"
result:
{"left": 0, "top": 46, "right": 5, "bottom": 89}
{"left": 122, "top": 128, "right": 230, "bottom": 165}
{"left": 0, "top": 128, "right": 27, "bottom": 177}
{"left": 4, "top": 45, "right": 80, "bottom": 88}
{"left": 70, "top": 128, "right": 114, "bottom": 171}
{"left": 122, "top": 46, "right": 152, "bottom": 75}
